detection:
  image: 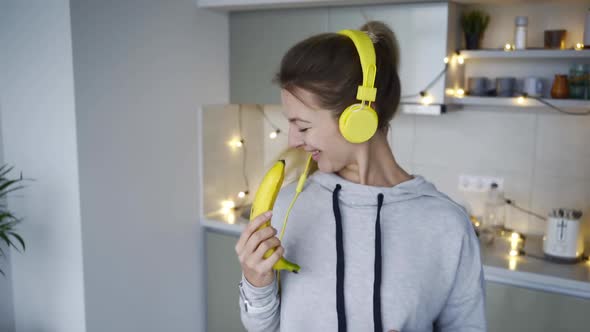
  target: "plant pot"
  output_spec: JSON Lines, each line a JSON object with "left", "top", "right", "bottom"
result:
{"left": 465, "top": 33, "right": 481, "bottom": 50}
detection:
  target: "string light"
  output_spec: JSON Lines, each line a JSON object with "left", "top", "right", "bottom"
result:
{"left": 238, "top": 190, "right": 249, "bottom": 199}
{"left": 508, "top": 232, "right": 524, "bottom": 258}
{"left": 258, "top": 105, "right": 284, "bottom": 140}
{"left": 575, "top": 43, "right": 584, "bottom": 51}
{"left": 229, "top": 138, "right": 244, "bottom": 148}
{"left": 220, "top": 200, "right": 236, "bottom": 215}
{"left": 419, "top": 91, "right": 433, "bottom": 105}
{"left": 269, "top": 129, "right": 280, "bottom": 139}
{"left": 455, "top": 89, "right": 465, "bottom": 98}
{"left": 517, "top": 95, "right": 526, "bottom": 104}
{"left": 443, "top": 56, "right": 449, "bottom": 64}
{"left": 508, "top": 256, "right": 518, "bottom": 270}
{"left": 504, "top": 43, "right": 515, "bottom": 51}
{"left": 455, "top": 51, "right": 464, "bottom": 65}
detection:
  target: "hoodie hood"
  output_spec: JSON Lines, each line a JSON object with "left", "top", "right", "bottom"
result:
{"left": 309, "top": 171, "right": 445, "bottom": 207}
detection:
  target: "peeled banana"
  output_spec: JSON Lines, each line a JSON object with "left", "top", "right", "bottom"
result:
{"left": 250, "top": 160, "right": 300, "bottom": 273}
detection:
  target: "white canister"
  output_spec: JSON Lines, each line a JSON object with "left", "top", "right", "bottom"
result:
{"left": 522, "top": 77, "right": 544, "bottom": 97}
{"left": 543, "top": 209, "right": 585, "bottom": 261}
{"left": 515, "top": 16, "right": 528, "bottom": 50}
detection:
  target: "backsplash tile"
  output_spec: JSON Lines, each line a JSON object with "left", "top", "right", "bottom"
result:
{"left": 413, "top": 110, "right": 537, "bottom": 174}
{"left": 535, "top": 113, "right": 590, "bottom": 180}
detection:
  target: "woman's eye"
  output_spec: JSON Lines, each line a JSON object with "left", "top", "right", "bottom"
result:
{"left": 299, "top": 128, "right": 309, "bottom": 133}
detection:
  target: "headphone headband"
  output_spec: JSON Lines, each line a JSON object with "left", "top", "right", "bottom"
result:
{"left": 338, "top": 30, "right": 377, "bottom": 103}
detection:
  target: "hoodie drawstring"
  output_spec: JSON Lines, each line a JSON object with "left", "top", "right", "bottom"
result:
{"left": 374, "top": 193, "right": 384, "bottom": 332}
{"left": 333, "top": 184, "right": 346, "bottom": 332}
{"left": 332, "top": 184, "right": 384, "bottom": 332}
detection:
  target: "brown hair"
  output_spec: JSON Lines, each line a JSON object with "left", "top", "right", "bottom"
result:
{"left": 274, "top": 21, "right": 401, "bottom": 131}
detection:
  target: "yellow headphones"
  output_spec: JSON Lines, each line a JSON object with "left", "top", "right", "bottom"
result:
{"left": 337, "top": 29, "right": 379, "bottom": 144}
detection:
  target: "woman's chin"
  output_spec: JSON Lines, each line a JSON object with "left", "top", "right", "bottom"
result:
{"left": 316, "top": 160, "right": 335, "bottom": 174}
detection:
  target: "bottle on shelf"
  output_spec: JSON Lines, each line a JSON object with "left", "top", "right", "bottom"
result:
{"left": 483, "top": 182, "right": 506, "bottom": 234}
{"left": 514, "top": 16, "right": 528, "bottom": 50}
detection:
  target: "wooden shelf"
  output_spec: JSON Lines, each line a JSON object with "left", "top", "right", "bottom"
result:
{"left": 460, "top": 49, "right": 590, "bottom": 60}
{"left": 449, "top": 96, "right": 590, "bottom": 114}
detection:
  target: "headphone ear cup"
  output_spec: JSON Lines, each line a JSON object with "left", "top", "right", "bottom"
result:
{"left": 338, "top": 103, "right": 378, "bottom": 143}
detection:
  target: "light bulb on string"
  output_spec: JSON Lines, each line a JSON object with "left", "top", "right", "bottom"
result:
{"left": 455, "top": 51, "right": 464, "bottom": 65}
{"left": 455, "top": 89, "right": 465, "bottom": 98}
{"left": 269, "top": 129, "right": 280, "bottom": 139}
{"left": 420, "top": 91, "right": 433, "bottom": 105}
{"left": 444, "top": 56, "right": 449, "bottom": 64}
{"left": 220, "top": 200, "right": 236, "bottom": 215}
{"left": 238, "top": 190, "right": 249, "bottom": 199}
{"left": 228, "top": 138, "right": 244, "bottom": 148}
{"left": 504, "top": 43, "right": 515, "bottom": 51}
{"left": 517, "top": 93, "right": 527, "bottom": 105}
{"left": 575, "top": 43, "right": 584, "bottom": 51}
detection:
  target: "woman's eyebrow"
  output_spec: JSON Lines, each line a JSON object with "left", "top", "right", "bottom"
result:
{"left": 288, "top": 117, "right": 311, "bottom": 123}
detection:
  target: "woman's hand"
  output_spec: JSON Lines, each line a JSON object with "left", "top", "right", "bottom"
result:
{"left": 235, "top": 211, "right": 285, "bottom": 287}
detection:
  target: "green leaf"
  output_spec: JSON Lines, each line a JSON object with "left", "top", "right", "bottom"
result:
{"left": 0, "top": 233, "right": 12, "bottom": 249}
{"left": 8, "top": 232, "right": 25, "bottom": 251}
{"left": 0, "top": 165, "right": 14, "bottom": 179}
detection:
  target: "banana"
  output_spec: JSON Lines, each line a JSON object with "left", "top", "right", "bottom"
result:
{"left": 250, "top": 160, "right": 300, "bottom": 273}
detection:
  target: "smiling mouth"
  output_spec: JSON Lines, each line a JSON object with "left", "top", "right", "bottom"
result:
{"left": 311, "top": 150, "right": 320, "bottom": 160}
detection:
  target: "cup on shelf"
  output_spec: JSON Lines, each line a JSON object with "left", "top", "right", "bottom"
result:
{"left": 544, "top": 30, "right": 567, "bottom": 49}
{"left": 551, "top": 74, "right": 569, "bottom": 99}
{"left": 522, "top": 77, "right": 544, "bottom": 97}
{"left": 496, "top": 77, "right": 517, "bottom": 97}
{"left": 467, "top": 77, "right": 490, "bottom": 96}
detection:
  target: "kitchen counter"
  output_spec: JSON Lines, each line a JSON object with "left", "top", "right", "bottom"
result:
{"left": 202, "top": 214, "right": 590, "bottom": 299}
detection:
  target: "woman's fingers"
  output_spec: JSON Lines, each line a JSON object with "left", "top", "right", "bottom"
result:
{"left": 235, "top": 211, "right": 272, "bottom": 255}
{"left": 258, "top": 245, "right": 285, "bottom": 272}
{"left": 253, "top": 236, "right": 281, "bottom": 261}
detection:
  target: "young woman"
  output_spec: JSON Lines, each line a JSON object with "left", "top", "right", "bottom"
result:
{"left": 234, "top": 21, "right": 486, "bottom": 332}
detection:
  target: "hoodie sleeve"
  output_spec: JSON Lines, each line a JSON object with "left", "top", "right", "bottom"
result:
{"left": 434, "top": 227, "right": 487, "bottom": 332}
{"left": 239, "top": 273, "right": 280, "bottom": 332}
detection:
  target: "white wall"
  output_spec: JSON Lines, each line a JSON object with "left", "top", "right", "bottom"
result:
{"left": 0, "top": 104, "right": 15, "bottom": 332}
{"left": 70, "top": 0, "right": 228, "bottom": 331}
{"left": 0, "top": 0, "right": 229, "bottom": 331}
{"left": 0, "top": 1, "right": 87, "bottom": 331}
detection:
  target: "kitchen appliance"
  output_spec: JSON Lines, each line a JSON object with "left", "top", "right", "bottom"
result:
{"left": 543, "top": 209, "right": 585, "bottom": 263}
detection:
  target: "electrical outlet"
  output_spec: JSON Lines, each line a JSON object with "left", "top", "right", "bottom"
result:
{"left": 459, "top": 175, "right": 504, "bottom": 192}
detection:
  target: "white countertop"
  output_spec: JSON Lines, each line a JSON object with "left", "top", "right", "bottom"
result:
{"left": 202, "top": 213, "right": 590, "bottom": 299}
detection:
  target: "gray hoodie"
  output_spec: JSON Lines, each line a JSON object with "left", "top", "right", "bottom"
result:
{"left": 239, "top": 171, "right": 486, "bottom": 332}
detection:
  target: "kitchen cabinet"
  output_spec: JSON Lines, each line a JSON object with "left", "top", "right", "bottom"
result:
{"left": 206, "top": 231, "right": 247, "bottom": 332}
{"left": 230, "top": 8, "right": 329, "bottom": 104}
{"left": 229, "top": 3, "right": 453, "bottom": 106}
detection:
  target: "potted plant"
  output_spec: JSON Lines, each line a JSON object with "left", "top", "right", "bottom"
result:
{"left": 0, "top": 165, "right": 26, "bottom": 277}
{"left": 461, "top": 10, "right": 490, "bottom": 50}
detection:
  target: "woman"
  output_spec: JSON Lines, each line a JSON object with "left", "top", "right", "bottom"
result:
{"left": 234, "top": 21, "right": 486, "bottom": 332}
